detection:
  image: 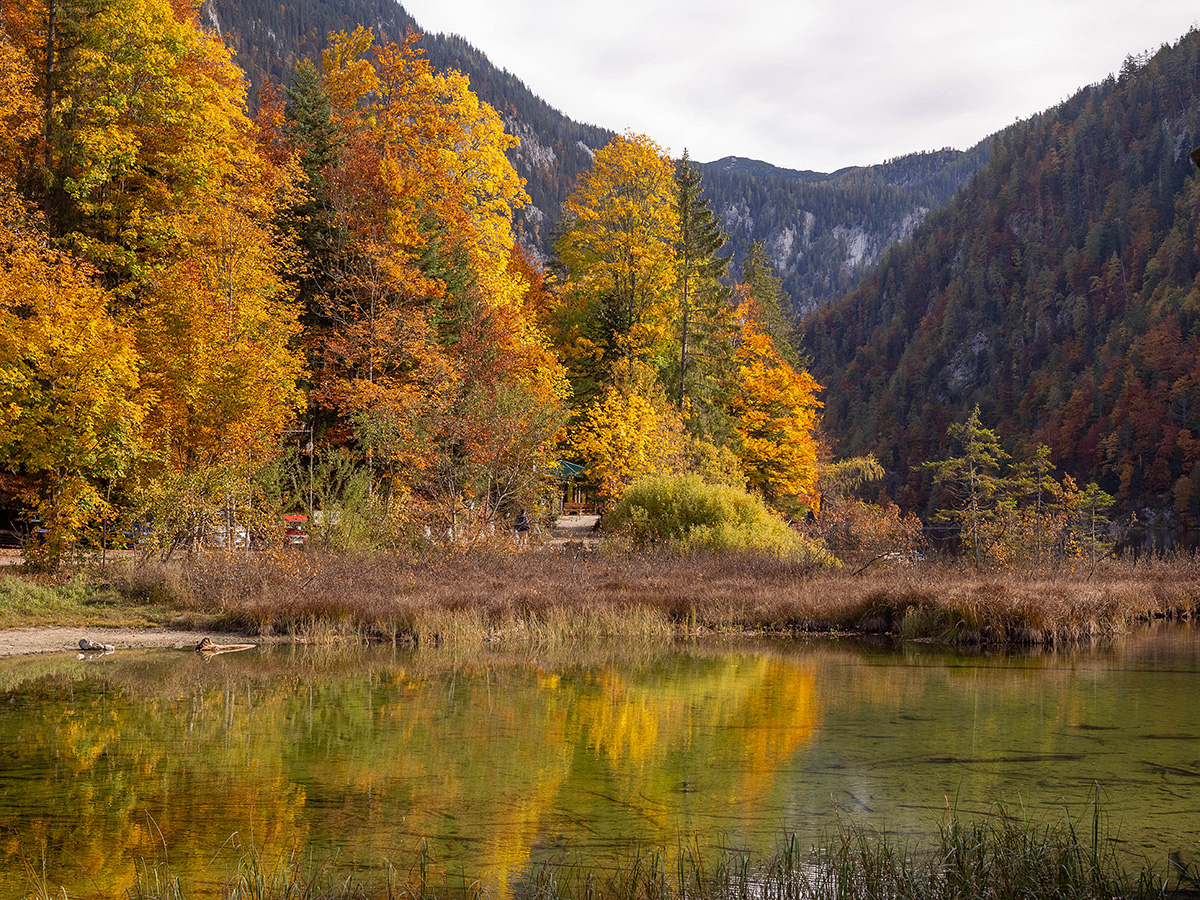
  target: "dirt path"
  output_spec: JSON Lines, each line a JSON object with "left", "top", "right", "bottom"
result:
{"left": 548, "top": 514, "right": 601, "bottom": 545}
{"left": 0, "top": 626, "right": 262, "bottom": 658}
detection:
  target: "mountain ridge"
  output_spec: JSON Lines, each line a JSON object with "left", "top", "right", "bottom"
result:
{"left": 699, "top": 144, "right": 991, "bottom": 314}
{"left": 202, "top": 0, "right": 985, "bottom": 310}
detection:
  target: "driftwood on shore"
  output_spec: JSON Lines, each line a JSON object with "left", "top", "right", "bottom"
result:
{"left": 195, "top": 636, "right": 257, "bottom": 656}
{"left": 79, "top": 638, "right": 115, "bottom": 652}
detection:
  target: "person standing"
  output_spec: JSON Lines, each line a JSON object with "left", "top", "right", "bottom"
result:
{"left": 514, "top": 509, "right": 530, "bottom": 547}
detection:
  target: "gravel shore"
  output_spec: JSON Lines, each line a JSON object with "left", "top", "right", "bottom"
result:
{"left": 0, "top": 626, "right": 262, "bottom": 657}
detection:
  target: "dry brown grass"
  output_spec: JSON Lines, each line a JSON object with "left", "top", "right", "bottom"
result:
{"left": 103, "top": 547, "right": 1200, "bottom": 648}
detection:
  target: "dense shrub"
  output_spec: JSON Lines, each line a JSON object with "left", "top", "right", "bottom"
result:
{"left": 606, "top": 473, "right": 836, "bottom": 565}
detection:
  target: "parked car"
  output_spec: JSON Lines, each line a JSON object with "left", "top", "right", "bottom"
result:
{"left": 209, "top": 523, "right": 249, "bottom": 549}
{"left": 283, "top": 514, "right": 308, "bottom": 546}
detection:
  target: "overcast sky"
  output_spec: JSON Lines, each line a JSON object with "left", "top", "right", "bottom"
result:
{"left": 397, "top": 0, "right": 1198, "bottom": 173}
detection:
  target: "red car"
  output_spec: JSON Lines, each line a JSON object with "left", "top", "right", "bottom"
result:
{"left": 283, "top": 514, "right": 308, "bottom": 546}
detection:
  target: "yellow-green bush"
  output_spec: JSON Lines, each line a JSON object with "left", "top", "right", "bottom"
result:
{"left": 606, "top": 473, "right": 836, "bottom": 565}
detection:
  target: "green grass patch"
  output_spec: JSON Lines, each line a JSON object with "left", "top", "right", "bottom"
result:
{"left": 0, "top": 572, "right": 178, "bottom": 629}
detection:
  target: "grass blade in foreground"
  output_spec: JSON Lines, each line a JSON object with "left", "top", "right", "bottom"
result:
{"left": 109, "top": 805, "right": 1197, "bottom": 900}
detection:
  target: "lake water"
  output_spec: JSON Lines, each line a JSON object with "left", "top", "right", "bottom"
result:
{"left": 1, "top": 627, "right": 1198, "bottom": 897}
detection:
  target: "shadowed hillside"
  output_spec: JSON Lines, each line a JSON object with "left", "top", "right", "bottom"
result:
{"left": 801, "top": 31, "right": 1200, "bottom": 521}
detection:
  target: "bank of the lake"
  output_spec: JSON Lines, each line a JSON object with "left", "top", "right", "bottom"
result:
{"left": 2, "top": 551, "right": 1199, "bottom": 652}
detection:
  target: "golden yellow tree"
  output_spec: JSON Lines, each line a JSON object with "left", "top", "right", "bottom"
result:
{"left": 0, "top": 21, "right": 145, "bottom": 562}
{"left": 556, "top": 132, "right": 679, "bottom": 368}
{"left": 135, "top": 161, "right": 306, "bottom": 544}
{"left": 0, "top": 28, "right": 37, "bottom": 183}
{"left": 0, "top": 192, "right": 143, "bottom": 564}
{"left": 569, "top": 358, "right": 686, "bottom": 501}
{"left": 10, "top": 0, "right": 260, "bottom": 289}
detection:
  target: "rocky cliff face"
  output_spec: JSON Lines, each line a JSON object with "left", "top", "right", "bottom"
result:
{"left": 699, "top": 147, "right": 989, "bottom": 314}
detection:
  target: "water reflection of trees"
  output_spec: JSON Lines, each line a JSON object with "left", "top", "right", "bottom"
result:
{"left": 0, "top": 645, "right": 823, "bottom": 897}
{"left": 0, "top": 673, "right": 309, "bottom": 896}
{"left": 1, "top": 630, "right": 1197, "bottom": 898}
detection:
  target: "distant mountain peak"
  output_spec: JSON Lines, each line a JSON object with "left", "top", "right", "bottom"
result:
{"left": 707, "top": 156, "right": 834, "bottom": 183}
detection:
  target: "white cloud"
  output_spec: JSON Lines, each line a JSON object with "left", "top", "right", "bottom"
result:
{"left": 399, "top": 0, "right": 1199, "bottom": 171}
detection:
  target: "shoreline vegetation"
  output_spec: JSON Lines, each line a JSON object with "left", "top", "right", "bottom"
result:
{"left": 2, "top": 550, "right": 1197, "bottom": 649}
{"left": 51, "top": 804, "right": 1200, "bottom": 900}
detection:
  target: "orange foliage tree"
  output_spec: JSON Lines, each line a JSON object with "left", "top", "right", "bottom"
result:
{"left": 309, "top": 29, "right": 565, "bottom": 534}
{"left": 728, "top": 288, "right": 823, "bottom": 514}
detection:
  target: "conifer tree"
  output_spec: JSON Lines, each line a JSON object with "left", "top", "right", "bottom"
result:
{"left": 923, "top": 405, "right": 1011, "bottom": 566}
{"left": 741, "top": 240, "right": 801, "bottom": 367}
{"left": 674, "top": 149, "right": 728, "bottom": 409}
{"left": 283, "top": 57, "right": 341, "bottom": 327}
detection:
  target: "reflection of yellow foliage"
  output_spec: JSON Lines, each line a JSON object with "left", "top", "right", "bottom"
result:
{"left": 569, "top": 657, "right": 821, "bottom": 842}
{"left": 482, "top": 766, "right": 569, "bottom": 894}
{"left": 578, "top": 669, "right": 662, "bottom": 763}
{"left": 1, "top": 677, "right": 309, "bottom": 897}
{"left": 732, "top": 660, "right": 819, "bottom": 808}
{"left": 3, "top": 652, "right": 831, "bottom": 897}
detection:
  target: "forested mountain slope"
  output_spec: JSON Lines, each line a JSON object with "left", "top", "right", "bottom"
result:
{"left": 701, "top": 146, "right": 991, "bottom": 314}
{"left": 203, "top": 0, "right": 982, "bottom": 308}
{"left": 800, "top": 32, "right": 1200, "bottom": 522}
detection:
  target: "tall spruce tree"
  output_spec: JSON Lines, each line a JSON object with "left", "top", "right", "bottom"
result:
{"left": 741, "top": 240, "right": 801, "bottom": 367}
{"left": 4, "top": 0, "right": 108, "bottom": 226}
{"left": 283, "top": 58, "right": 341, "bottom": 326}
{"left": 674, "top": 149, "right": 728, "bottom": 409}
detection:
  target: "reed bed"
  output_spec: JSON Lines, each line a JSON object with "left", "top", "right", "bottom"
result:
{"left": 101, "top": 549, "right": 1200, "bottom": 648}
{"left": 108, "top": 806, "right": 1198, "bottom": 900}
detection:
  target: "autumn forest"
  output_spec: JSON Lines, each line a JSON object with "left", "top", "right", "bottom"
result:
{"left": 4, "top": 0, "right": 1200, "bottom": 570}
{"left": 0, "top": 0, "right": 825, "bottom": 564}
